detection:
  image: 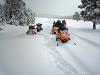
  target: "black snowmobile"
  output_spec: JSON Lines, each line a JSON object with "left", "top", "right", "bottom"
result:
{"left": 36, "top": 23, "right": 43, "bottom": 32}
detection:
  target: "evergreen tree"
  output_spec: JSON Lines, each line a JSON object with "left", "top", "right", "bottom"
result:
{"left": 78, "top": 0, "right": 100, "bottom": 29}
{"left": 24, "top": 9, "right": 35, "bottom": 25}
{"left": 73, "top": 12, "right": 81, "bottom": 21}
{"left": 3, "top": 0, "right": 35, "bottom": 26}
{"left": 0, "top": 4, "right": 5, "bottom": 22}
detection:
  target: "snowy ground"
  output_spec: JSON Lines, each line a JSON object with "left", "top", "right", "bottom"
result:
{"left": 0, "top": 18, "right": 100, "bottom": 75}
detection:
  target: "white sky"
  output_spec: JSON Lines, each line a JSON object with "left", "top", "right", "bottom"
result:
{"left": 23, "top": 0, "right": 81, "bottom": 16}
{"left": 0, "top": 0, "right": 81, "bottom": 16}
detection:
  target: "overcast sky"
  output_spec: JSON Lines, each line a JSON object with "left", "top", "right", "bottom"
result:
{"left": 0, "top": 0, "right": 81, "bottom": 16}
{"left": 23, "top": 0, "right": 81, "bottom": 16}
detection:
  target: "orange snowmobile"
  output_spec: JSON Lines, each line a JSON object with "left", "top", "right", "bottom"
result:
{"left": 50, "top": 25, "right": 58, "bottom": 34}
{"left": 55, "top": 29, "right": 70, "bottom": 43}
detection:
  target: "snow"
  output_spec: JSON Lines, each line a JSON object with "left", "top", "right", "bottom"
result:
{"left": 0, "top": 18, "right": 100, "bottom": 75}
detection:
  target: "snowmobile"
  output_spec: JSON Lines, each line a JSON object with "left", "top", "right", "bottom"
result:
{"left": 26, "top": 25, "right": 37, "bottom": 35}
{"left": 50, "top": 25, "right": 58, "bottom": 34}
{"left": 36, "top": 23, "right": 43, "bottom": 32}
{"left": 55, "top": 29, "right": 70, "bottom": 43}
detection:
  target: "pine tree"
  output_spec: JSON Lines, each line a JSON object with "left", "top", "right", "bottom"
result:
{"left": 24, "top": 8, "right": 35, "bottom": 25}
{"left": 3, "top": 0, "right": 35, "bottom": 26}
{"left": 0, "top": 4, "right": 5, "bottom": 22}
{"left": 78, "top": 0, "right": 100, "bottom": 29}
{"left": 73, "top": 12, "right": 81, "bottom": 21}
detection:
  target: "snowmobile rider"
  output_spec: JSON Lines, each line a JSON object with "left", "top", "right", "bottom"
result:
{"left": 36, "top": 23, "right": 43, "bottom": 32}
{"left": 54, "top": 20, "right": 62, "bottom": 30}
{"left": 60, "top": 20, "right": 68, "bottom": 31}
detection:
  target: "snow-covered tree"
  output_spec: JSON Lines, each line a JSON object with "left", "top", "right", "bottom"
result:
{"left": 0, "top": 4, "right": 5, "bottom": 23}
{"left": 73, "top": 12, "right": 81, "bottom": 21}
{"left": 3, "top": 0, "right": 35, "bottom": 26}
{"left": 78, "top": 0, "right": 100, "bottom": 29}
{"left": 24, "top": 9, "right": 35, "bottom": 25}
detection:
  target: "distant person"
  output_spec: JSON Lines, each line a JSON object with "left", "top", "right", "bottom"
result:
{"left": 50, "top": 20, "right": 61, "bottom": 34}
{"left": 26, "top": 25, "right": 37, "bottom": 35}
{"left": 36, "top": 23, "right": 43, "bottom": 32}
{"left": 50, "top": 25, "right": 58, "bottom": 34}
